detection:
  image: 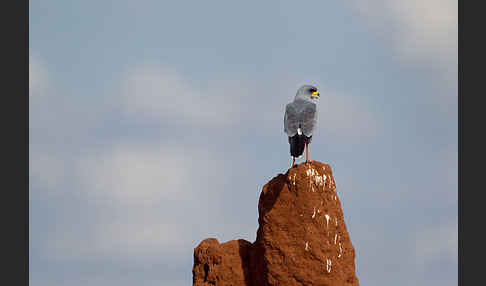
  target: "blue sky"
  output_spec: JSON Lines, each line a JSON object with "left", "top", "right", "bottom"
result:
{"left": 29, "top": 1, "right": 457, "bottom": 285}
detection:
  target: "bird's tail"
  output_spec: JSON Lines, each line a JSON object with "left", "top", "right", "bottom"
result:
{"left": 289, "top": 134, "right": 309, "bottom": 158}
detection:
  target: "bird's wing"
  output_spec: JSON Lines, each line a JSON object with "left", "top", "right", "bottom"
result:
{"left": 284, "top": 103, "right": 299, "bottom": 137}
{"left": 301, "top": 102, "right": 317, "bottom": 137}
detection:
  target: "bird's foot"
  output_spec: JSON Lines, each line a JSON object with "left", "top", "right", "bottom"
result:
{"left": 291, "top": 158, "right": 297, "bottom": 168}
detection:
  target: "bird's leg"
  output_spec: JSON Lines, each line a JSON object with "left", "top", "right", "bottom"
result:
{"left": 305, "top": 142, "right": 309, "bottom": 163}
{"left": 292, "top": 157, "right": 296, "bottom": 167}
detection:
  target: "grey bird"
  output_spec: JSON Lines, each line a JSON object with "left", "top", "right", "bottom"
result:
{"left": 284, "top": 85, "right": 320, "bottom": 167}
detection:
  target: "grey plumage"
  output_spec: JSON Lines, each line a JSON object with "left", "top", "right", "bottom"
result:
{"left": 284, "top": 85, "right": 319, "bottom": 137}
{"left": 284, "top": 85, "right": 320, "bottom": 159}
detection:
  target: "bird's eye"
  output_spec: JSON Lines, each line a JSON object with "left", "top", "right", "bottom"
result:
{"left": 309, "top": 88, "right": 317, "bottom": 93}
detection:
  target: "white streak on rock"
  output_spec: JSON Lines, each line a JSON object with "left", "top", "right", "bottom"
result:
{"left": 334, "top": 233, "right": 338, "bottom": 244}
{"left": 326, "top": 258, "right": 332, "bottom": 273}
{"left": 305, "top": 241, "right": 309, "bottom": 251}
{"left": 325, "top": 214, "right": 330, "bottom": 227}
{"left": 313, "top": 172, "right": 326, "bottom": 187}
{"left": 306, "top": 168, "right": 315, "bottom": 177}
{"left": 314, "top": 175, "right": 323, "bottom": 186}
{"left": 312, "top": 207, "right": 316, "bottom": 218}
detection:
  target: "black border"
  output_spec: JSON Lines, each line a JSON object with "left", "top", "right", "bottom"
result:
{"left": 459, "top": 0, "right": 483, "bottom": 285}
{"left": 3, "top": 0, "right": 29, "bottom": 285}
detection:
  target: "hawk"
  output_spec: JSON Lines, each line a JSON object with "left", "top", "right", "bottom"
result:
{"left": 284, "top": 85, "right": 320, "bottom": 167}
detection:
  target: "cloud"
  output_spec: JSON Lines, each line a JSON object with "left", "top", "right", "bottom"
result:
{"left": 40, "top": 141, "right": 233, "bottom": 262}
{"left": 29, "top": 55, "right": 49, "bottom": 96}
{"left": 391, "top": 0, "right": 456, "bottom": 64}
{"left": 353, "top": 0, "right": 457, "bottom": 79}
{"left": 76, "top": 144, "right": 188, "bottom": 203}
{"left": 76, "top": 142, "right": 228, "bottom": 205}
{"left": 120, "top": 64, "right": 246, "bottom": 128}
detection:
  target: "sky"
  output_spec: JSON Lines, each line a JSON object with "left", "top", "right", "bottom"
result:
{"left": 29, "top": 1, "right": 457, "bottom": 285}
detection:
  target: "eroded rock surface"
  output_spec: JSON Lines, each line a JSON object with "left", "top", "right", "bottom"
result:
{"left": 193, "top": 238, "right": 252, "bottom": 286}
{"left": 193, "top": 161, "right": 359, "bottom": 286}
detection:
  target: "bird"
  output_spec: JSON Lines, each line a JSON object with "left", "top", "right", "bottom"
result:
{"left": 284, "top": 85, "right": 320, "bottom": 167}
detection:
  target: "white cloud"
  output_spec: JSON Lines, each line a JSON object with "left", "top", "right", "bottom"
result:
{"left": 353, "top": 0, "right": 457, "bottom": 79}
{"left": 29, "top": 55, "right": 49, "bottom": 96}
{"left": 95, "top": 221, "right": 185, "bottom": 256}
{"left": 414, "top": 221, "right": 457, "bottom": 267}
{"left": 42, "top": 141, "right": 231, "bottom": 262}
{"left": 120, "top": 64, "right": 246, "bottom": 128}
{"left": 76, "top": 142, "right": 227, "bottom": 205}
{"left": 390, "top": 0, "right": 457, "bottom": 64}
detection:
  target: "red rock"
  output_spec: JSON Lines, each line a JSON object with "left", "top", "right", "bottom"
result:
{"left": 193, "top": 238, "right": 252, "bottom": 286}
{"left": 193, "top": 161, "right": 359, "bottom": 286}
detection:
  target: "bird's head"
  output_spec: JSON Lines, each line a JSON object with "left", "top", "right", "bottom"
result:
{"left": 295, "top": 85, "right": 320, "bottom": 102}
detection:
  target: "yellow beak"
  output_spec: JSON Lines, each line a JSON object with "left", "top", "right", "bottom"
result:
{"left": 311, "top": 91, "right": 320, "bottom": 98}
